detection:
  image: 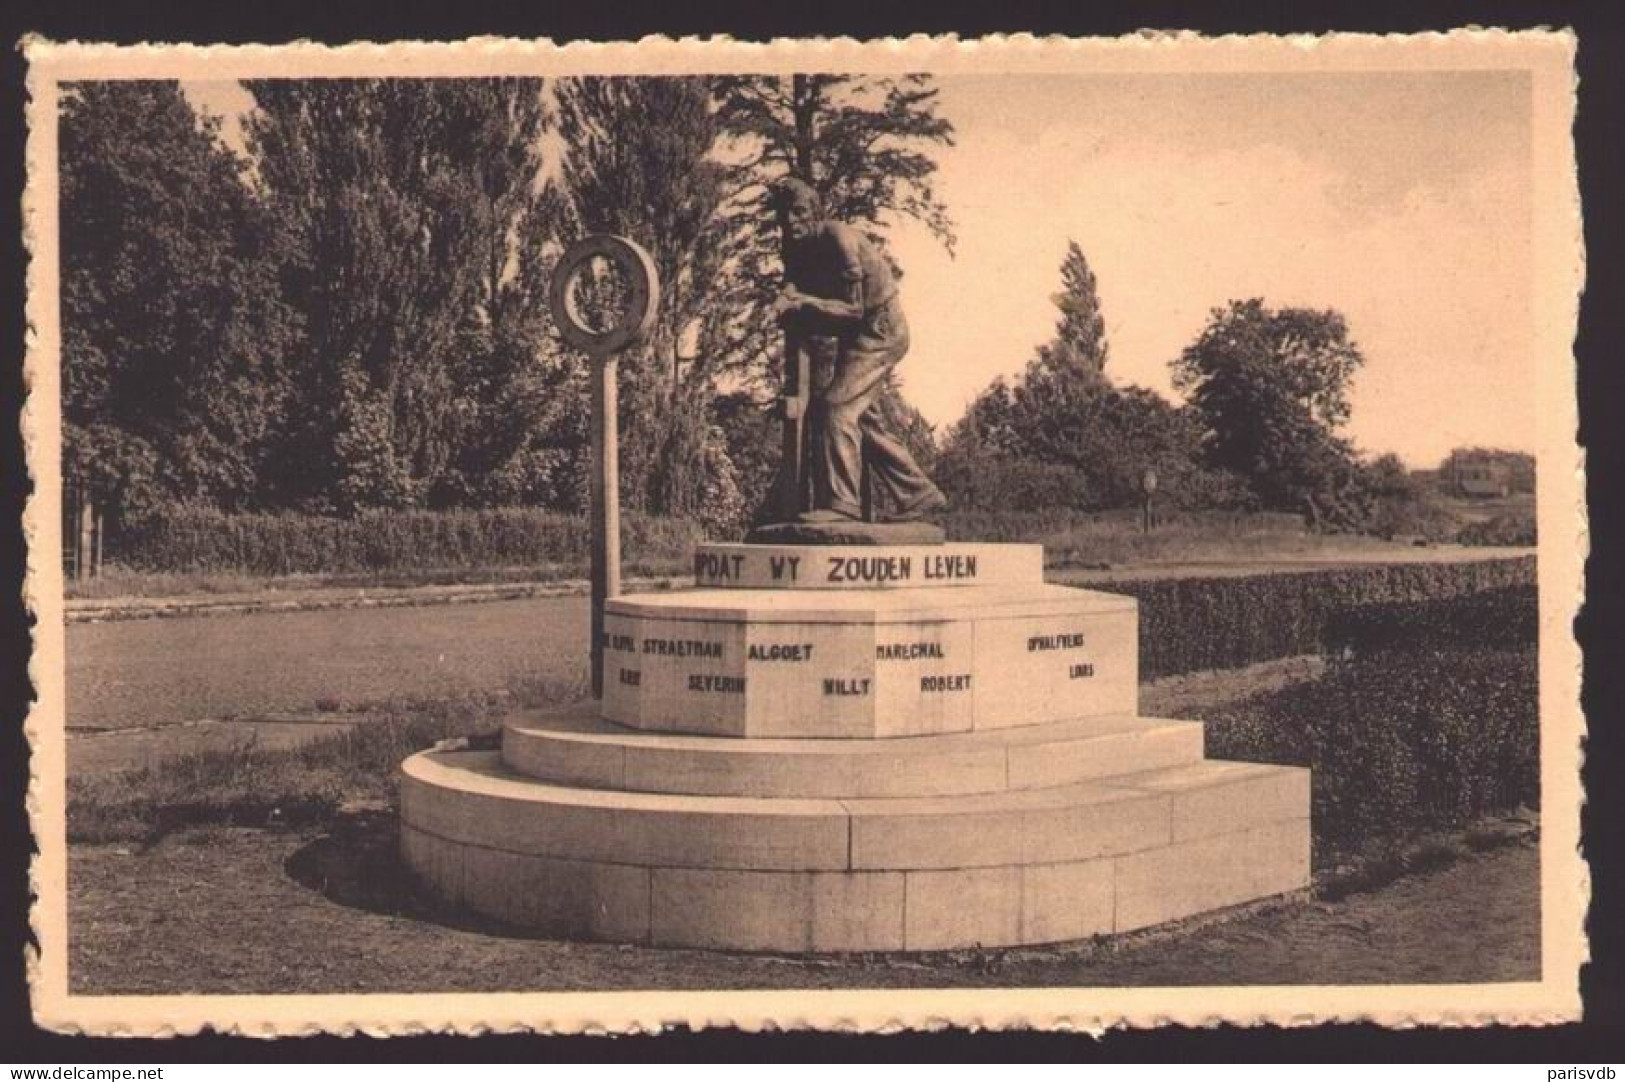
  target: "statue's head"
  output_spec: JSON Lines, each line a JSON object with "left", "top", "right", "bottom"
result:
{"left": 769, "top": 177, "right": 823, "bottom": 242}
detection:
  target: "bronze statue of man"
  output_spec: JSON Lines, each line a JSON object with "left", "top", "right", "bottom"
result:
{"left": 770, "top": 178, "right": 948, "bottom": 524}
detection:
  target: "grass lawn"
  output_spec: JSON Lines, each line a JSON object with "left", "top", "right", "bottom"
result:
{"left": 63, "top": 651, "right": 1540, "bottom": 994}
{"left": 67, "top": 817, "right": 1537, "bottom": 995}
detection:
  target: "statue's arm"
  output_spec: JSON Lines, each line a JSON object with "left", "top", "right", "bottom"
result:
{"left": 791, "top": 277, "right": 864, "bottom": 330}
{"left": 783, "top": 228, "right": 866, "bottom": 331}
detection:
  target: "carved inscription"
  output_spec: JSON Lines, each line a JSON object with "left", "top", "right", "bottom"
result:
{"left": 687, "top": 674, "right": 746, "bottom": 694}
{"left": 875, "top": 641, "right": 946, "bottom": 661}
{"left": 920, "top": 674, "right": 973, "bottom": 692}
{"left": 619, "top": 668, "right": 641, "bottom": 686}
{"left": 748, "top": 642, "right": 815, "bottom": 662}
{"left": 642, "top": 637, "right": 723, "bottom": 659}
{"left": 602, "top": 633, "right": 636, "bottom": 651}
{"left": 820, "top": 553, "right": 982, "bottom": 584}
{"left": 1070, "top": 663, "right": 1096, "bottom": 680}
{"left": 693, "top": 552, "right": 747, "bottom": 581}
{"left": 922, "top": 554, "right": 978, "bottom": 580}
{"left": 1028, "top": 632, "right": 1086, "bottom": 652}
{"left": 823, "top": 677, "right": 872, "bottom": 696}
{"left": 827, "top": 555, "right": 911, "bottom": 583}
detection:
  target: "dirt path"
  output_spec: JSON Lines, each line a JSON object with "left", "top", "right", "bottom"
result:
{"left": 68, "top": 821, "right": 1538, "bottom": 995}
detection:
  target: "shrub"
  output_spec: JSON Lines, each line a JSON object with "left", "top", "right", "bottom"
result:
{"left": 1457, "top": 512, "right": 1537, "bottom": 547}
{"left": 1112, "top": 557, "right": 1535, "bottom": 680}
{"left": 939, "top": 507, "right": 1306, "bottom": 545}
{"left": 1205, "top": 584, "right": 1538, "bottom": 851}
{"left": 933, "top": 453, "right": 1100, "bottom": 516}
{"left": 1321, "top": 586, "right": 1537, "bottom": 662}
{"left": 1206, "top": 646, "right": 1537, "bottom": 852}
{"left": 111, "top": 506, "right": 703, "bottom": 576}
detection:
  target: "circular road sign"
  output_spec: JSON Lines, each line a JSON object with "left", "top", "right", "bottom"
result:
{"left": 548, "top": 234, "right": 661, "bottom": 359}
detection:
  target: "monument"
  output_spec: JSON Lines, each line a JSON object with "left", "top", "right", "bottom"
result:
{"left": 399, "top": 207, "right": 1310, "bottom": 952}
{"left": 755, "top": 177, "right": 948, "bottom": 542}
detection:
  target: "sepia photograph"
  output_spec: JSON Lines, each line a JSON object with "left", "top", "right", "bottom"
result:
{"left": 21, "top": 32, "right": 1585, "bottom": 1034}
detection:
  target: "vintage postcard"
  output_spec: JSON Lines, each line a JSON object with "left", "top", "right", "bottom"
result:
{"left": 22, "top": 31, "right": 1585, "bottom": 1035}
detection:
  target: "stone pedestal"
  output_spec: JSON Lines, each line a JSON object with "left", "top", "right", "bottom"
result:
{"left": 401, "top": 541, "right": 1311, "bottom": 952}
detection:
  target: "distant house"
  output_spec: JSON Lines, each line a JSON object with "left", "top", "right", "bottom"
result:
{"left": 1446, "top": 455, "right": 1512, "bottom": 498}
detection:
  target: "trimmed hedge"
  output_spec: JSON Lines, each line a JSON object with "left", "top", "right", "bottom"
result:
{"left": 1321, "top": 586, "right": 1537, "bottom": 661}
{"left": 1115, "top": 557, "right": 1536, "bottom": 680}
{"left": 1200, "top": 580, "right": 1538, "bottom": 850}
{"left": 941, "top": 508, "right": 1306, "bottom": 543}
{"left": 113, "top": 506, "right": 703, "bottom": 576}
{"left": 1208, "top": 647, "right": 1537, "bottom": 850}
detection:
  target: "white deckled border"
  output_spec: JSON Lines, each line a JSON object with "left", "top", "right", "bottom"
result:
{"left": 21, "top": 28, "right": 1586, "bottom": 1036}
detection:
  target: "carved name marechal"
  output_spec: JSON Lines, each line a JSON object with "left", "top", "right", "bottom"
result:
{"left": 876, "top": 641, "right": 946, "bottom": 661}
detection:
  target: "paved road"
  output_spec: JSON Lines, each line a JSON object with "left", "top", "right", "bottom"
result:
{"left": 65, "top": 550, "right": 1530, "bottom": 733}
{"left": 67, "top": 595, "right": 590, "bottom": 731}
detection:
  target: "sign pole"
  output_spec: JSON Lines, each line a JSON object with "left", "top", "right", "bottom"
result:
{"left": 548, "top": 234, "right": 660, "bottom": 701}
{"left": 589, "top": 356, "right": 620, "bottom": 698}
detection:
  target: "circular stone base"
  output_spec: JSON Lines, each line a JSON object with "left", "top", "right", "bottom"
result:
{"left": 745, "top": 520, "right": 947, "bottom": 545}
{"left": 400, "top": 746, "right": 1312, "bottom": 953}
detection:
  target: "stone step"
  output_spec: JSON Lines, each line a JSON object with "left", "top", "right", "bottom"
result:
{"left": 501, "top": 706, "right": 1205, "bottom": 798}
{"left": 402, "top": 750, "right": 1307, "bottom": 874}
{"left": 400, "top": 750, "right": 1311, "bottom": 951}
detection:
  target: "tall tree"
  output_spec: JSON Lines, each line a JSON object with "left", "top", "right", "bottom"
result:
{"left": 711, "top": 73, "right": 958, "bottom": 384}
{"left": 1172, "top": 299, "right": 1369, "bottom": 530}
{"left": 243, "top": 78, "right": 552, "bottom": 511}
{"left": 931, "top": 241, "right": 1242, "bottom": 516}
{"left": 552, "top": 76, "right": 745, "bottom": 531}
{"left": 1028, "top": 241, "right": 1109, "bottom": 391}
{"left": 60, "top": 81, "right": 297, "bottom": 519}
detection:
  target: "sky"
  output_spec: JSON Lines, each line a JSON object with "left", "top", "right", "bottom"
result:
{"left": 186, "top": 71, "right": 1535, "bottom": 469}
{"left": 886, "top": 72, "right": 1535, "bottom": 469}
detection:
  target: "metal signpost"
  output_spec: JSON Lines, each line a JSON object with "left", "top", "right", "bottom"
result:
{"left": 547, "top": 234, "right": 660, "bottom": 698}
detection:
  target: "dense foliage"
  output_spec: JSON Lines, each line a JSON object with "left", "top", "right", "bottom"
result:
{"left": 937, "top": 244, "right": 1249, "bottom": 515}
{"left": 1208, "top": 587, "right": 1538, "bottom": 848}
{"left": 113, "top": 505, "right": 701, "bottom": 576}
{"left": 62, "top": 76, "right": 961, "bottom": 536}
{"left": 243, "top": 78, "right": 560, "bottom": 512}
{"left": 61, "top": 79, "right": 1534, "bottom": 549}
{"left": 1172, "top": 299, "right": 1370, "bottom": 531}
{"left": 1114, "top": 557, "right": 1536, "bottom": 680}
{"left": 61, "top": 82, "right": 298, "bottom": 516}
